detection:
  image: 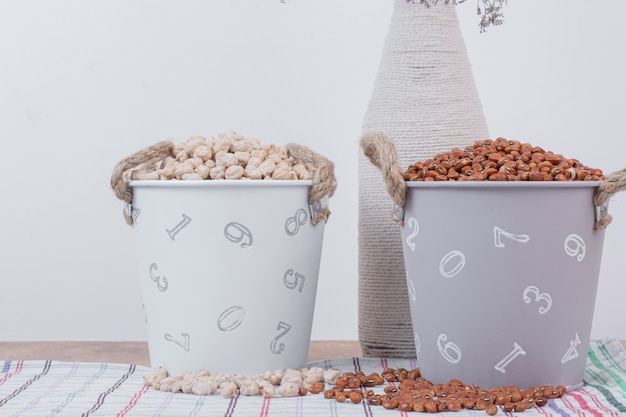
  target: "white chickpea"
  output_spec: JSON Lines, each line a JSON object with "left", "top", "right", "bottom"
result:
{"left": 244, "top": 166, "right": 263, "bottom": 180}
{"left": 175, "top": 161, "right": 194, "bottom": 179}
{"left": 185, "top": 157, "right": 203, "bottom": 169}
{"left": 184, "top": 135, "right": 207, "bottom": 154}
{"left": 221, "top": 381, "right": 238, "bottom": 398}
{"left": 158, "top": 165, "right": 176, "bottom": 180}
{"left": 159, "top": 375, "right": 184, "bottom": 392}
{"left": 175, "top": 150, "right": 189, "bottom": 162}
{"left": 181, "top": 378, "right": 195, "bottom": 394}
{"left": 232, "top": 373, "right": 249, "bottom": 387}
{"left": 230, "top": 139, "right": 251, "bottom": 153}
{"left": 246, "top": 156, "right": 263, "bottom": 168}
{"left": 215, "top": 373, "right": 233, "bottom": 386}
{"left": 258, "top": 159, "right": 276, "bottom": 177}
{"left": 213, "top": 138, "right": 231, "bottom": 154}
{"left": 143, "top": 367, "right": 167, "bottom": 388}
{"left": 193, "top": 145, "right": 213, "bottom": 162}
{"left": 250, "top": 149, "right": 268, "bottom": 160}
{"left": 293, "top": 163, "right": 312, "bottom": 180}
{"left": 131, "top": 169, "right": 159, "bottom": 181}
{"left": 278, "top": 382, "right": 301, "bottom": 398}
{"left": 209, "top": 166, "right": 225, "bottom": 180}
{"left": 225, "top": 165, "right": 244, "bottom": 180}
{"left": 195, "top": 164, "right": 210, "bottom": 179}
{"left": 182, "top": 173, "right": 203, "bottom": 180}
{"left": 272, "top": 168, "right": 297, "bottom": 180}
{"left": 191, "top": 377, "right": 216, "bottom": 396}
{"left": 267, "top": 152, "right": 283, "bottom": 164}
{"left": 323, "top": 368, "right": 341, "bottom": 385}
{"left": 239, "top": 381, "right": 260, "bottom": 396}
{"left": 267, "top": 371, "right": 283, "bottom": 386}
{"left": 234, "top": 151, "right": 251, "bottom": 165}
{"left": 216, "top": 152, "right": 238, "bottom": 168}
{"left": 258, "top": 381, "right": 277, "bottom": 398}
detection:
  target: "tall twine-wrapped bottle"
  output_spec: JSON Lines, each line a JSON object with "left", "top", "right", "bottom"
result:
{"left": 358, "top": 0, "right": 489, "bottom": 358}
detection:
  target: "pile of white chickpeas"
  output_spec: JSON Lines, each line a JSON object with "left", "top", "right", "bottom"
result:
{"left": 129, "top": 131, "right": 314, "bottom": 182}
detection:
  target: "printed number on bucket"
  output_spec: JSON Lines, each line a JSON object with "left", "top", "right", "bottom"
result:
{"left": 164, "top": 332, "right": 190, "bottom": 352}
{"left": 437, "top": 334, "right": 462, "bottom": 364}
{"left": 149, "top": 263, "right": 169, "bottom": 292}
{"left": 405, "top": 217, "right": 419, "bottom": 252}
{"left": 561, "top": 333, "right": 581, "bottom": 364}
{"left": 285, "top": 208, "right": 308, "bottom": 236}
{"left": 564, "top": 234, "right": 586, "bottom": 262}
{"left": 270, "top": 321, "right": 292, "bottom": 354}
{"left": 439, "top": 251, "right": 465, "bottom": 278}
{"left": 166, "top": 213, "right": 192, "bottom": 241}
{"left": 522, "top": 285, "right": 552, "bottom": 315}
{"left": 494, "top": 342, "right": 526, "bottom": 373}
{"left": 217, "top": 306, "right": 246, "bottom": 332}
{"left": 283, "top": 269, "right": 306, "bottom": 293}
{"left": 224, "top": 222, "right": 253, "bottom": 248}
{"left": 493, "top": 226, "right": 530, "bottom": 248}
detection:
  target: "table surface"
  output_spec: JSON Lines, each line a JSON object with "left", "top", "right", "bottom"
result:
{"left": 1, "top": 340, "right": 625, "bottom": 366}
{"left": 0, "top": 340, "right": 362, "bottom": 366}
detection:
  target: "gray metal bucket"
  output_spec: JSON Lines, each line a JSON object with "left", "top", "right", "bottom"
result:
{"left": 400, "top": 181, "right": 605, "bottom": 390}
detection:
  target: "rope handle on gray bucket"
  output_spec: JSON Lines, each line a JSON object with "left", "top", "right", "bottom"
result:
{"left": 594, "top": 167, "right": 626, "bottom": 231}
{"left": 110, "top": 141, "right": 337, "bottom": 226}
{"left": 360, "top": 131, "right": 406, "bottom": 226}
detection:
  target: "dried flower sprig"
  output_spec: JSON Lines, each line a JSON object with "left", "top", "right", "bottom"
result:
{"left": 406, "top": 0, "right": 507, "bottom": 32}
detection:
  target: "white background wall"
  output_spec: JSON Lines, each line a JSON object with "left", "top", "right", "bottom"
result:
{"left": 1, "top": 0, "right": 624, "bottom": 343}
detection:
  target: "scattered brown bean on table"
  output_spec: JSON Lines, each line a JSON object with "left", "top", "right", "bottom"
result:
{"left": 322, "top": 367, "right": 565, "bottom": 415}
{"left": 403, "top": 138, "right": 604, "bottom": 182}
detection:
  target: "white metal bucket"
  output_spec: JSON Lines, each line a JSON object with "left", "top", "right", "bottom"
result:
{"left": 129, "top": 180, "right": 326, "bottom": 375}
{"left": 400, "top": 181, "right": 606, "bottom": 390}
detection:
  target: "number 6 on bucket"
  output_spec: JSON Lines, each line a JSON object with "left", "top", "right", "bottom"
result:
{"left": 437, "top": 333, "right": 462, "bottom": 364}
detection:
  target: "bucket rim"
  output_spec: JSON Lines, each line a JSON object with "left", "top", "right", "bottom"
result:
{"left": 128, "top": 179, "right": 314, "bottom": 188}
{"left": 405, "top": 180, "right": 605, "bottom": 189}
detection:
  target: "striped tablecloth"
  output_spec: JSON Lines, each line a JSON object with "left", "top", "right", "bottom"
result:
{"left": 1, "top": 339, "right": 625, "bottom": 416}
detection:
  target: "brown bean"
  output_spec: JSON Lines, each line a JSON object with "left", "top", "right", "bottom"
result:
{"left": 398, "top": 400, "right": 414, "bottom": 412}
{"left": 349, "top": 391, "right": 362, "bottom": 404}
{"left": 485, "top": 404, "right": 498, "bottom": 415}
{"left": 423, "top": 401, "right": 439, "bottom": 413}
{"left": 381, "top": 398, "right": 398, "bottom": 409}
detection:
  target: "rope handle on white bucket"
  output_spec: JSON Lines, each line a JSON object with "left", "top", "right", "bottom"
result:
{"left": 360, "top": 131, "right": 406, "bottom": 226}
{"left": 111, "top": 141, "right": 176, "bottom": 225}
{"left": 110, "top": 141, "right": 337, "bottom": 226}
{"left": 594, "top": 167, "right": 626, "bottom": 231}
{"left": 285, "top": 143, "right": 337, "bottom": 225}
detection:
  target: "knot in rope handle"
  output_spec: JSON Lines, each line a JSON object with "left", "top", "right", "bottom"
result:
{"left": 110, "top": 141, "right": 175, "bottom": 225}
{"left": 593, "top": 167, "right": 626, "bottom": 231}
{"left": 286, "top": 143, "right": 337, "bottom": 225}
{"left": 360, "top": 131, "right": 406, "bottom": 225}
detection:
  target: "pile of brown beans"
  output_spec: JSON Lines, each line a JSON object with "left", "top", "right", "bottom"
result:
{"left": 404, "top": 138, "right": 604, "bottom": 182}
{"left": 322, "top": 367, "right": 565, "bottom": 415}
